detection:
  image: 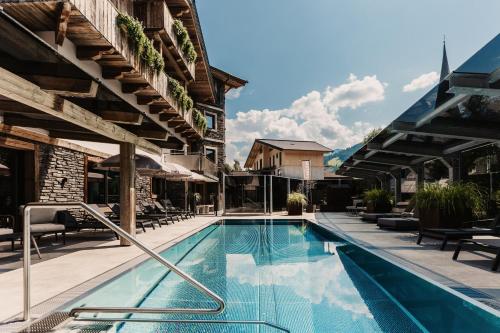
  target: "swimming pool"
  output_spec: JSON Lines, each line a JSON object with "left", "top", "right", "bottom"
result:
{"left": 63, "top": 219, "right": 500, "bottom": 332}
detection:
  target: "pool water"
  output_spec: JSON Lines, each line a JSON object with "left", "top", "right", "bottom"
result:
{"left": 66, "top": 220, "right": 500, "bottom": 332}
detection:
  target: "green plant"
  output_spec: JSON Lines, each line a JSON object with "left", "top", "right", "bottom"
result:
{"left": 495, "top": 190, "right": 500, "bottom": 209}
{"left": 168, "top": 77, "right": 194, "bottom": 111}
{"left": 192, "top": 108, "right": 208, "bottom": 133}
{"left": 172, "top": 19, "right": 198, "bottom": 63}
{"left": 287, "top": 192, "right": 307, "bottom": 206}
{"left": 415, "top": 182, "right": 486, "bottom": 219}
{"left": 363, "top": 188, "right": 392, "bottom": 213}
{"left": 116, "top": 13, "right": 164, "bottom": 74}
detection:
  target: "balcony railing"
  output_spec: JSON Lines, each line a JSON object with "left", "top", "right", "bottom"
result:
{"left": 166, "top": 153, "right": 218, "bottom": 177}
{"left": 134, "top": 0, "right": 196, "bottom": 80}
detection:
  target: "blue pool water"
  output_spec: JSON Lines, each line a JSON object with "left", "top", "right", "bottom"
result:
{"left": 66, "top": 220, "right": 500, "bottom": 332}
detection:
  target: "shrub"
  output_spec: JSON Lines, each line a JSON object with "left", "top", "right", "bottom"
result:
{"left": 116, "top": 13, "right": 164, "bottom": 74}
{"left": 287, "top": 192, "right": 307, "bottom": 206}
{"left": 415, "top": 182, "right": 486, "bottom": 219}
{"left": 364, "top": 188, "right": 392, "bottom": 213}
{"left": 168, "top": 77, "right": 194, "bottom": 112}
{"left": 192, "top": 108, "right": 208, "bottom": 133}
{"left": 173, "top": 19, "right": 198, "bottom": 63}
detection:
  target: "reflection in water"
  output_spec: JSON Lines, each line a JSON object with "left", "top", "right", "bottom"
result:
{"left": 226, "top": 248, "right": 374, "bottom": 320}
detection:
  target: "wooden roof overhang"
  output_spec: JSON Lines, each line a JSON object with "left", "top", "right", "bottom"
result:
{"left": 0, "top": 0, "right": 204, "bottom": 144}
{"left": 210, "top": 66, "right": 248, "bottom": 93}
{"left": 337, "top": 34, "right": 500, "bottom": 178}
{"left": 165, "top": 0, "right": 216, "bottom": 102}
{"left": 0, "top": 10, "right": 183, "bottom": 154}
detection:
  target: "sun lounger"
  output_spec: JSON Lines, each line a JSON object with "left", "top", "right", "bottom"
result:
{"left": 417, "top": 215, "right": 500, "bottom": 250}
{"left": 153, "top": 201, "right": 180, "bottom": 223}
{"left": 143, "top": 203, "right": 177, "bottom": 224}
{"left": 160, "top": 199, "right": 193, "bottom": 219}
{"left": 107, "top": 203, "right": 156, "bottom": 232}
{"left": 135, "top": 204, "right": 165, "bottom": 228}
{"left": 377, "top": 217, "right": 419, "bottom": 231}
{"left": 361, "top": 202, "right": 413, "bottom": 223}
{"left": 453, "top": 237, "right": 500, "bottom": 271}
{"left": 346, "top": 199, "right": 365, "bottom": 216}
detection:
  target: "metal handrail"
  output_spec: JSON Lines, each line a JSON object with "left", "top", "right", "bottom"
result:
{"left": 73, "top": 317, "right": 290, "bottom": 332}
{"left": 22, "top": 202, "right": 225, "bottom": 321}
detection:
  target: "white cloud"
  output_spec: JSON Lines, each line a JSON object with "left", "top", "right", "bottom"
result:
{"left": 402, "top": 71, "right": 439, "bottom": 92}
{"left": 226, "top": 74, "right": 386, "bottom": 164}
{"left": 226, "top": 87, "right": 244, "bottom": 100}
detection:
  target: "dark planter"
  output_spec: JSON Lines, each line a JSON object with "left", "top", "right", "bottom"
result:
{"left": 287, "top": 202, "right": 303, "bottom": 216}
{"left": 366, "top": 200, "right": 392, "bottom": 213}
{"left": 306, "top": 204, "right": 316, "bottom": 213}
{"left": 418, "top": 207, "right": 472, "bottom": 230}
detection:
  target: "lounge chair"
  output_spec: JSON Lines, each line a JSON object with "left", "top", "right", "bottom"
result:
{"left": 378, "top": 216, "right": 419, "bottom": 231}
{"left": 107, "top": 203, "right": 156, "bottom": 232}
{"left": 453, "top": 237, "right": 500, "bottom": 271}
{"left": 346, "top": 199, "right": 366, "bottom": 216}
{"left": 417, "top": 215, "right": 500, "bottom": 251}
{"left": 142, "top": 203, "right": 177, "bottom": 224}
{"left": 361, "top": 202, "right": 412, "bottom": 223}
{"left": 21, "top": 206, "right": 66, "bottom": 245}
{"left": 135, "top": 204, "right": 164, "bottom": 228}
{"left": 153, "top": 201, "right": 180, "bottom": 223}
{"left": 160, "top": 199, "right": 193, "bottom": 219}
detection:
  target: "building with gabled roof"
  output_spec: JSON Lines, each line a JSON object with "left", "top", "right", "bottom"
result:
{"left": 244, "top": 139, "right": 331, "bottom": 180}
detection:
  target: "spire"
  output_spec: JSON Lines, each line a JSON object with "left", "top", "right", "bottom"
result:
{"left": 440, "top": 37, "right": 450, "bottom": 81}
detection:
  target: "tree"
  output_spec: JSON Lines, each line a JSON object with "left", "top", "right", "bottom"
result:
{"left": 233, "top": 160, "right": 242, "bottom": 171}
{"left": 363, "top": 128, "right": 382, "bottom": 144}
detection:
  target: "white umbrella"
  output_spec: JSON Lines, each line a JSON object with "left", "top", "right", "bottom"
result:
{"left": 0, "top": 163, "right": 10, "bottom": 177}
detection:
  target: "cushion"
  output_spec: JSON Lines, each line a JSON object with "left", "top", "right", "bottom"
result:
{"left": 378, "top": 218, "right": 419, "bottom": 230}
{"left": 30, "top": 223, "right": 65, "bottom": 233}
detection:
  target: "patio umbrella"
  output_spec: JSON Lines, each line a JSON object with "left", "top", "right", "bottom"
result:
{"left": 95, "top": 154, "right": 163, "bottom": 176}
{"left": 0, "top": 163, "right": 10, "bottom": 177}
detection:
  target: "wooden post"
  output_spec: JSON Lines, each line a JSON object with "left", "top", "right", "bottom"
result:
{"left": 120, "top": 142, "right": 136, "bottom": 246}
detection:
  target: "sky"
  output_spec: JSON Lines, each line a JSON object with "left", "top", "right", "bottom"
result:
{"left": 196, "top": 0, "right": 500, "bottom": 163}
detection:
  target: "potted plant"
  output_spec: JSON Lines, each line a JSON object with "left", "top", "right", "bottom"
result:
{"left": 363, "top": 188, "right": 393, "bottom": 213}
{"left": 415, "top": 182, "right": 486, "bottom": 229}
{"left": 287, "top": 192, "right": 307, "bottom": 216}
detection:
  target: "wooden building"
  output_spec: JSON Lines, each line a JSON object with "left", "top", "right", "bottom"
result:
{"left": 244, "top": 139, "right": 331, "bottom": 180}
{"left": 0, "top": 0, "right": 243, "bottom": 244}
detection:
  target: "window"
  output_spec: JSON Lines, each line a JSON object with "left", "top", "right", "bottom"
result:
{"left": 205, "top": 112, "right": 216, "bottom": 130}
{"left": 279, "top": 152, "right": 282, "bottom": 166}
{"left": 272, "top": 155, "right": 275, "bottom": 166}
{"left": 205, "top": 147, "right": 216, "bottom": 162}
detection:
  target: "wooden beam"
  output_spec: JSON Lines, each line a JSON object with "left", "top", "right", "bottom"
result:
{"left": 122, "top": 83, "right": 150, "bottom": 94}
{"left": 3, "top": 115, "right": 88, "bottom": 132}
{"left": 159, "top": 112, "right": 178, "bottom": 121}
{"left": 0, "top": 136, "right": 35, "bottom": 150}
{"left": 119, "top": 142, "right": 136, "bottom": 246}
{"left": 76, "top": 46, "right": 115, "bottom": 61}
{"left": 392, "top": 118, "right": 500, "bottom": 142}
{"left": 55, "top": 2, "right": 71, "bottom": 46}
{"left": 99, "top": 111, "right": 144, "bottom": 125}
{"left": 134, "top": 129, "right": 169, "bottom": 140}
{"left": 0, "top": 123, "right": 110, "bottom": 158}
{"left": 137, "top": 95, "right": 163, "bottom": 105}
{"left": 0, "top": 66, "right": 161, "bottom": 155}
{"left": 368, "top": 141, "right": 445, "bottom": 158}
{"left": 31, "top": 75, "right": 99, "bottom": 98}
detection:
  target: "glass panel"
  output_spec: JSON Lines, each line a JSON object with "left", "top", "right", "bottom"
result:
{"left": 456, "top": 34, "right": 500, "bottom": 74}
{"left": 206, "top": 148, "right": 216, "bottom": 162}
{"left": 206, "top": 114, "right": 215, "bottom": 129}
{"left": 224, "top": 175, "right": 265, "bottom": 214}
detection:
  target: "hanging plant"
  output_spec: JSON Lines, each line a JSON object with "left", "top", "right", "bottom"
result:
{"left": 192, "top": 108, "right": 208, "bottom": 133}
{"left": 172, "top": 19, "right": 198, "bottom": 63}
{"left": 116, "top": 13, "right": 164, "bottom": 74}
{"left": 168, "top": 77, "right": 194, "bottom": 112}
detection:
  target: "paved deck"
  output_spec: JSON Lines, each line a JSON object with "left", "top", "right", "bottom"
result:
{"left": 316, "top": 212, "right": 500, "bottom": 309}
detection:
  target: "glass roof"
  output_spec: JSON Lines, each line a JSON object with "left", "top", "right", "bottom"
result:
{"left": 455, "top": 34, "right": 500, "bottom": 74}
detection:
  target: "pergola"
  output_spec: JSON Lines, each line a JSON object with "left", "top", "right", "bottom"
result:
{"left": 0, "top": 7, "right": 202, "bottom": 245}
{"left": 337, "top": 35, "right": 500, "bottom": 201}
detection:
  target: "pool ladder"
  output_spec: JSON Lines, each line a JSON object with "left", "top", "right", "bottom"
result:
{"left": 23, "top": 202, "right": 290, "bottom": 332}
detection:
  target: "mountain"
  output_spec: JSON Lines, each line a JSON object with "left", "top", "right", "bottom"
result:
{"left": 324, "top": 143, "right": 363, "bottom": 172}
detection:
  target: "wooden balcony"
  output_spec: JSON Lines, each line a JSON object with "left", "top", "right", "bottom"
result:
{"left": 0, "top": 0, "right": 204, "bottom": 141}
{"left": 134, "top": 0, "right": 196, "bottom": 82}
{"left": 166, "top": 153, "right": 218, "bottom": 177}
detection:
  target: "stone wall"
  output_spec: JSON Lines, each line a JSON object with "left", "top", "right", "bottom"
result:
{"left": 38, "top": 145, "right": 85, "bottom": 203}
{"left": 136, "top": 174, "right": 153, "bottom": 207}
